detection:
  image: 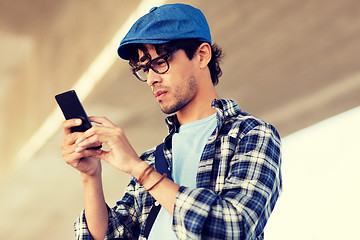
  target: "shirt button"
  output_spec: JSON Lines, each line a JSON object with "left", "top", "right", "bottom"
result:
{"left": 154, "top": 201, "right": 160, "bottom": 206}
{"left": 149, "top": 7, "right": 157, "bottom": 12}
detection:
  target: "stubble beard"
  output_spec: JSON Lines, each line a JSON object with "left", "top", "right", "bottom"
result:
{"left": 159, "top": 74, "right": 198, "bottom": 115}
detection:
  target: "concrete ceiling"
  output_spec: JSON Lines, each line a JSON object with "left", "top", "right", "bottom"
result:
{"left": 0, "top": 0, "right": 359, "bottom": 239}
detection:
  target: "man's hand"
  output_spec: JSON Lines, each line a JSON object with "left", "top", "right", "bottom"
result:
{"left": 62, "top": 117, "right": 180, "bottom": 218}
{"left": 61, "top": 119, "right": 102, "bottom": 177}
{"left": 74, "top": 117, "right": 143, "bottom": 176}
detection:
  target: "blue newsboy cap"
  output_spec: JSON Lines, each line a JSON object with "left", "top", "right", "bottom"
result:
{"left": 118, "top": 3, "right": 211, "bottom": 60}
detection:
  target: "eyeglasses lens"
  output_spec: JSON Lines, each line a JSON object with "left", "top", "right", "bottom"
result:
{"left": 134, "top": 50, "right": 176, "bottom": 82}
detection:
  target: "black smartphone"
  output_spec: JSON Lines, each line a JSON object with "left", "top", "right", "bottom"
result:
{"left": 55, "top": 90, "right": 101, "bottom": 149}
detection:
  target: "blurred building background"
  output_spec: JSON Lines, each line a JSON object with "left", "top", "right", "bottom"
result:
{"left": 0, "top": 0, "right": 359, "bottom": 239}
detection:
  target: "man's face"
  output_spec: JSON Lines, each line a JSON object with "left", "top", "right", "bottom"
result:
{"left": 138, "top": 44, "right": 199, "bottom": 114}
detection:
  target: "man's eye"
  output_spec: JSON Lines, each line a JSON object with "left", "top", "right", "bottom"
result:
{"left": 139, "top": 67, "right": 149, "bottom": 74}
{"left": 154, "top": 59, "right": 166, "bottom": 67}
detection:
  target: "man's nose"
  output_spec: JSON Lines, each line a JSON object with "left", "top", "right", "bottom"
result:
{"left": 146, "top": 69, "right": 162, "bottom": 86}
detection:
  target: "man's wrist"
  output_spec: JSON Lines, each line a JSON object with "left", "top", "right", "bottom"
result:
{"left": 131, "top": 161, "right": 151, "bottom": 181}
{"left": 80, "top": 167, "right": 102, "bottom": 183}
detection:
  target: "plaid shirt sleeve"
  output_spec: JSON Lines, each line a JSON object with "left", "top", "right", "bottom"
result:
{"left": 74, "top": 177, "right": 143, "bottom": 240}
{"left": 172, "top": 115, "right": 282, "bottom": 240}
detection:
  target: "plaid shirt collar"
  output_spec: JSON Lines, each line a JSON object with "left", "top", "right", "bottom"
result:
{"left": 164, "top": 98, "right": 242, "bottom": 134}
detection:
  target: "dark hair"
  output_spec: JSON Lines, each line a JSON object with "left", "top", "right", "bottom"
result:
{"left": 128, "top": 39, "right": 223, "bottom": 85}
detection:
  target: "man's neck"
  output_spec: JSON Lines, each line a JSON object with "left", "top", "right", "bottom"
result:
{"left": 176, "top": 90, "right": 218, "bottom": 126}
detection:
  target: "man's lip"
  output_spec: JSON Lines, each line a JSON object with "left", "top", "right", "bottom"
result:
{"left": 154, "top": 90, "right": 167, "bottom": 98}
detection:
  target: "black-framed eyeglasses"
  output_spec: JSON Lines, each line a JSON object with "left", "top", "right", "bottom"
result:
{"left": 132, "top": 49, "right": 179, "bottom": 82}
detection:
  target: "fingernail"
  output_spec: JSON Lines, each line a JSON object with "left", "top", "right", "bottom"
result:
{"left": 75, "top": 119, "right": 82, "bottom": 125}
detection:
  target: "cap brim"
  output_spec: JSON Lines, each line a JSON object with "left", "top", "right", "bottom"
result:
{"left": 118, "top": 39, "right": 170, "bottom": 60}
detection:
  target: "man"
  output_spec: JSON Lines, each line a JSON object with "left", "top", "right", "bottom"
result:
{"left": 61, "top": 3, "right": 282, "bottom": 240}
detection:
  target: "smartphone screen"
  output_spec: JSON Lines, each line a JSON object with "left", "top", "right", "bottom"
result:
{"left": 55, "top": 90, "right": 101, "bottom": 149}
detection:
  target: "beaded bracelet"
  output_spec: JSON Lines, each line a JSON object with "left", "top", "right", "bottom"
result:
{"left": 145, "top": 173, "right": 167, "bottom": 191}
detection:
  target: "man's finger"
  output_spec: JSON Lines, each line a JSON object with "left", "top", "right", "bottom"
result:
{"left": 89, "top": 116, "right": 117, "bottom": 128}
{"left": 63, "top": 132, "right": 83, "bottom": 147}
{"left": 76, "top": 132, "right": 101, "bottom": 150}
{"left": 62, "top": 118, "right": 82, "bottom": 135}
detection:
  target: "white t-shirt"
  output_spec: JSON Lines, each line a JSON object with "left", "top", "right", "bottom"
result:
{"left": 148, "top": 113, "right": 217, "bottom": 239}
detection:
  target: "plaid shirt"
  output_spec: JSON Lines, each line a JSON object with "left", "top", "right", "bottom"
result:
{"left": 74, "top": 99, "right": 282, "bottom": 240}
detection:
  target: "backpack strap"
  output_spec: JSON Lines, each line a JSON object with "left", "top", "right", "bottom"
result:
{"left": 154, "top": 143, "right": 172, "bottom": 179}
{"left": 143, "top": 143, "right": 173, "bottom": 238}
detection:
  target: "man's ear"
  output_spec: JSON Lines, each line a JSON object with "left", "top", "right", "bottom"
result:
{"left": 197, "top": 42, "right": 212, "bottom": 69}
